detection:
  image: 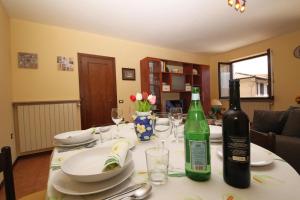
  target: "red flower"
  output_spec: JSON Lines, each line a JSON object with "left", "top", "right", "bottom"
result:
{"left": 142, "top": 92, "right": 148, "bottom": 100}
{"left": 130, "top": 95, "right": 136, "bottom": 102}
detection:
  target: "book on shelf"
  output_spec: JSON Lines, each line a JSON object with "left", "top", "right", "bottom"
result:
{"left": 161, "top": 61, "right": 166, "bottom": 72}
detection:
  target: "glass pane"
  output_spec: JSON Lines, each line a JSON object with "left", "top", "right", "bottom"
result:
{"left": 172, "top": 75, "right": 185, "bottom": 91}
{"left": 219, "top": 63, "right": 230, "bottom": 97}
{"left": 232, "top": 55, "right": 269, "bottom": 98}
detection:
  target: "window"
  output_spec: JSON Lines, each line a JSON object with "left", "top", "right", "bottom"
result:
{"left": 218, "top": 50, "right": 272, "bottom": 99}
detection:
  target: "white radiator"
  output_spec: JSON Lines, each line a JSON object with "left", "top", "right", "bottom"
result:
{"left": 241, "top": 101, "right": 271, "bottom": 122}
{"left": 13, "top": 101, "right": 81, "bottom": 155}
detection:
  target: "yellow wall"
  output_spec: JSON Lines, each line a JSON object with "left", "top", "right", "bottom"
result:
{"left": 10, "top": 19, "right": 209, "bottom": 116}
{"left": 10, "top": 18, "right": 300, "bottom": 125}
{"left": 209, "top": 30, "right": 300, "bottom": 110}
{"left": 0, "top": 2, "right": 16, "bottom": 171}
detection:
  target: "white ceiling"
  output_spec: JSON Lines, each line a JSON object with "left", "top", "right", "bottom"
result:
{"left": 2, "top": 0, "right": 300, "bottom": 53}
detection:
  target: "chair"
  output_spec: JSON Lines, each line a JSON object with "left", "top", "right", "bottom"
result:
{"left": 251, "top": 108, "right": 300, "bottom": 174}
{"left": 0, "top": 146, "right": 46, "bottom": 200}
{"left": 0, "top": 146, "right": 16, "bottom": 200}
{"left": 250, "top": 129, "right": 276, "bottom": 152}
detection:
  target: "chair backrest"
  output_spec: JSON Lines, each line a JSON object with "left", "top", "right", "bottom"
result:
{"left": 0, "top": 146, "right": 16, "bottom": 200}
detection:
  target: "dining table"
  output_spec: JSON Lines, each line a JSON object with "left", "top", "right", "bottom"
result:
{"left": 47, "top": 123, "right": 300, "bottom": 200}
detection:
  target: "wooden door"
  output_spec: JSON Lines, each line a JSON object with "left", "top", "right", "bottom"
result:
{"left": 78, "top": 53, "right": 117, "bottom": 129}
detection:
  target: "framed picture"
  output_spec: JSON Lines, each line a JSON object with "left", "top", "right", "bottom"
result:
{"left": 57, "top": 56, "right": 74, "bottom": 71}
{"left": 122, "top": 68, "right": 135, "bottom": 80}
{"left": 18, "top": 52, "right": 38, "bottom": 69}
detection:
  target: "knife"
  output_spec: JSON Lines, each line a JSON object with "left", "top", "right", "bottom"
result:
{"left": 103, "top": 183, "right": 146, "bottom": 200}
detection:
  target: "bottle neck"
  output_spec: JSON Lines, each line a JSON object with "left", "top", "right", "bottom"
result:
{"left": 190, "top": 92, "right": 202, "bottom": 108}
{"left": 229, "top": 83, "right": 241, "bottom": 110}
{"left": 190, "top": 87, "right": 203, "bottom": 110}
{"left": 191, "top": 93, "right": 200, "bottom": 101}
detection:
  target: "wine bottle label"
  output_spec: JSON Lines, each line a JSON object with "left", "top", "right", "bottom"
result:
{"left": 226, "top": 136, "right": 250, "bottom": 163}
{"left": 192, "top": 93, "right": 200, "bottom": 100}
{"left": 189, "top": 140, "right": 207, "bottom": 171}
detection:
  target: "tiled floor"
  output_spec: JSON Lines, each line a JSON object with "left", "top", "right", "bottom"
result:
{"left": 0, "top": 151, "right": 51, "bottom": 199}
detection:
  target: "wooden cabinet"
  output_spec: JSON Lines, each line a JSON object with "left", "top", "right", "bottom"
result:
{"left": 140, "top": 57, "right": 210, "bottom": 114}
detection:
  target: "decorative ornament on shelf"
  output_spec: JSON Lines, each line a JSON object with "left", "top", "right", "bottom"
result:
{"left": 228, "top": 0, "right": 246, "bottom": 13}
{"left": 130, "top": 92, "right": 156, "bottom": 141}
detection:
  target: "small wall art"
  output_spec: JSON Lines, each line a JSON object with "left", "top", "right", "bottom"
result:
{"left": 122, "top": 68, "right": 135, "bottom": 80}
{"left": 18, "top": 52, "right": 38, "bottom": 69}
{"left": 57, "top": 56, "right": 74, "bottom": 71}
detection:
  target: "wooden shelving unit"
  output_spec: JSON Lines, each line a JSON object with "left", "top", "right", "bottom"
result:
{"left": 140, "top": 57, "right": 210, "bottom": 114}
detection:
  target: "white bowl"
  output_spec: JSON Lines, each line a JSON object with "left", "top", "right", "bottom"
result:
{"left": 61, "top": 146, "right": 132, "bottom": 183}
{"left": 54, "top": 130, "right": 93, "bottom": 144}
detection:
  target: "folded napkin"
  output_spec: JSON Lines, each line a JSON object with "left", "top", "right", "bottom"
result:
{"left": 102, "top": 139, "right": 130, "bottom": 172}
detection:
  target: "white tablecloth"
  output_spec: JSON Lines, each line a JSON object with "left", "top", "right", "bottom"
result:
{"left": 47, "top": 124, "right": 300, "bottom": 200}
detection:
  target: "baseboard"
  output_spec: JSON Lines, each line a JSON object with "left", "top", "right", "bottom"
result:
{"left": 18, "top": 149, "right": 52, "bottom": 159}
{"left": 18, "top": 147, "right": 54, "bottom": 157}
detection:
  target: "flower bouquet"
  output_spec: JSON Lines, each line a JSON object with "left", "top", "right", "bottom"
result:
{"left": 130, "top": 92, "right": 156, "bottom": 113}
{"left": 130, "top": 92, "right": 156, "bottom": 141}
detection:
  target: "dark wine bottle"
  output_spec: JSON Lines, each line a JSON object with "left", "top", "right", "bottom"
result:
{"left": 222, "top": 79, "right": 250, "bottom": 188}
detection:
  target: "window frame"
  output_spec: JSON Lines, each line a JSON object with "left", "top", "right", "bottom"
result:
{"left": 218, "top": 49, "right": 273, "bottom": 101}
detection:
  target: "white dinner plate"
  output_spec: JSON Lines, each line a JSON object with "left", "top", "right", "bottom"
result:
{"left": 102, "top": 139, "right": 136, "bottom": 150}
{"left": 52, "top": 162, "right": 135, "bottom": 196}
{"left": 216, "top": 143, "right": 273, "bottom": 166}
{"left": 54, "top": 130, "right": 94, "bottom": 144}
{"left": 62, "top": 146, "right": 133, "bottom": 182}
{"left": 209, "top": 125, "right": 222, "bottom": 139}
{"left": 95, "top": 126, "right": 111, "bottom": 133}
{"left": 53, "top": 138, "right": 97, "bottom": 148}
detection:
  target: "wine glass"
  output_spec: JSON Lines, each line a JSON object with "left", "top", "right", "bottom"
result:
{"left": 111, "top": 108, "right": 123, "bottom": 138}
{"left": 128, "top": 104, "right": 136, "bottom": 122}
{"left": 169, "top": 107, "right": 183, "bottom": 143}
{"left": 153, "top": 112, "right": 172, "bottom": 148}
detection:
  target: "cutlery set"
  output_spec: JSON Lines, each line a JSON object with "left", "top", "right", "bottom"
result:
{"left": 103, "top": 183, "right": 151, "bottom": 200}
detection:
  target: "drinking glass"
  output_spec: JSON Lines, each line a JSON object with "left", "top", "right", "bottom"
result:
{"left": 111, "top": 108, "right": 123, "bottom": 138}
{"left": 99, "top": 126, "right": 112, "bottom": 142}
{"left": 153, "top": 112, "right": 172, "bottom": 148}
{"left": 169, "top": 107, "right": 183, "bottom": 143}
{"left": 145, "top": 147, "right": 169, "bottom": 185}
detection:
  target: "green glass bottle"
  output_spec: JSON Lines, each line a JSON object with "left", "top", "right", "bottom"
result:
{"left": 184, "top": 87, "right": 211, "bottom": 181}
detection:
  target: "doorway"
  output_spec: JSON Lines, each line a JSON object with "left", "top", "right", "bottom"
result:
{"left": 78, "top": 53, "right": 117, "bottom": 129}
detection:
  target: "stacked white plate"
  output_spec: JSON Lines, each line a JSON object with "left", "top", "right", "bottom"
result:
{"left": 209, "top": 125, "right": 222, "bottom": 143}
{"left": 52, "top": 146, "right": 134, "bottom": 196}
{"left": 54, "top": 129, "right": 96, "bottom": 147}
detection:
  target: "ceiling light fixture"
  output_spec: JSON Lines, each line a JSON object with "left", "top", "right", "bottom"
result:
{"left": 228, "top": 0, "right": 246, "bottom": 13}
{"left": 228, "top": 0, "right": 234, "bottom": 6}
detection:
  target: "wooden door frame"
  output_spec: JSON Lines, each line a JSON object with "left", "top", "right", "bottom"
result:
{"left": 77, "top": 53, "right": 117, "bottom": 129}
